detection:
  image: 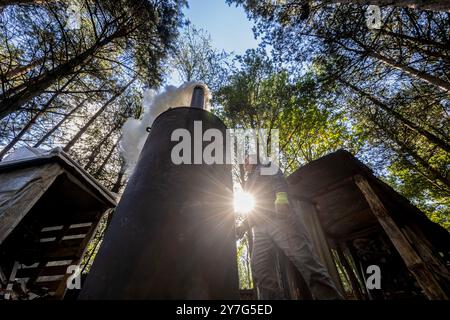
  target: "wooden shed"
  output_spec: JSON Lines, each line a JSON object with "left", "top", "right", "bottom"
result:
{"left": 285, "top": 149, "right": 450, "bottom": 300}
{"left": 0, "top": 147, "right": 116, "bottom": 300}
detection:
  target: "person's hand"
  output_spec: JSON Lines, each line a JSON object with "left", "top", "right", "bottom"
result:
{"left": 274, "top": 192, "right": 290, "bottom": 218}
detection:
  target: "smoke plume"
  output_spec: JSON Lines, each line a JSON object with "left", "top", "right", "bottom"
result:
{"left": 120, "top": 82, "right": 211, "bottom": 174}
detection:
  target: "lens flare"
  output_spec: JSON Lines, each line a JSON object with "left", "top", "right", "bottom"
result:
{"left": 234, "top": 191, "right": 255, "bottom": 214}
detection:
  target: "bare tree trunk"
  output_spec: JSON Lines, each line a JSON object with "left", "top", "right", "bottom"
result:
{"left": 84, "top": 123, "right": 120, "bottom": 171}
{"left": 33, "top": 96, "right": 88, "bottom": 147}
{"left": 368, "top": 50, "right": 450, "bottom": 92}
{"left": 94, "top": 139, "right": 119, "bottom": 178}
{"left": 376, "top": 30, "right": 450, "bottom": 62}
{"left": 337, "top": 37, "right": 450, "bottom": 91}
{"left": 0, "top": 109, "right": 41, "bottom": 160}
{"left": 326, "top": 0, "right": 450, "bottom": 12}
{"left": 0, "top": 74, "right": 77, "bottom": 160}
{"left": 63, "top": 77, "right": 135, "bottom": 152}
{"left": 379, "top": 30, "right": 449, "bottom": 51}
{"left": 339, "top": 77, "right": 450, "bottom": 153}
{"left": 395, "top": 139, "right": 450, "bottom": 188}
{"left": 1, "top": 56, "right": 88, "bottom": 119}
{"left": 4, "top": 58, "right": 45, "bottom": 79}
{"left": 346, "top": 38, "right": 450, "bottom": 91}
{"left": 0, "top": 30, "right": 125, "bottom": 119}
{"left": 111, "top": 160, "right": 126, "bottom": 193}
{"left": 368, "top": 112, "right": 450, "bottom": 188}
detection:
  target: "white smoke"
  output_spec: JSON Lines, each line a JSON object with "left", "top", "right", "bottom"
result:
{"left": 120, "top": 82, "right": 211, "bottom": 174}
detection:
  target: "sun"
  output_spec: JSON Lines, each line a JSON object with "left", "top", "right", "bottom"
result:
{"left": 234, "top": 191, "right": 255, "bottom": 214}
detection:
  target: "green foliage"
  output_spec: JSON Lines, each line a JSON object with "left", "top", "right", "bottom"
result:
{"left": 236, "top": 234, "right": 253, "bottom": 289}
{"left": 386, "top": 154, "right": 450, "bottom": 230}
{"left": 228, "top": 0, "right": 450, "bottom": 230}
{"left": 214, "top": 49, "right": 362, "bottom": 174}
{"left": 0, "top": 0, "right": 188, "bottom": 189}
{"left": 170, "top": 25, "right": 231, "bottom": 92}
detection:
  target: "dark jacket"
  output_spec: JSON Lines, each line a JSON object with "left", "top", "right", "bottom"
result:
{"left": 245, "top": 164, "right": 289, "bottom": 224}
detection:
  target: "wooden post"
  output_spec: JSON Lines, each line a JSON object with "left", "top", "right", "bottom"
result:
{"left": 354, "top": 174, "right": 448, "bottom": 300}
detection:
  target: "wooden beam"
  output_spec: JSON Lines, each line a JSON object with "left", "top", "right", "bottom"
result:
{"left": 303, "top": 177, "right": 354, "bottom": 200}
{"left": 332, "top": 225, "right": 380, "bottom": 243}
{"left": 44, "top": 247, "right": 80, "bottom": 261}
{"left": 354, "top": 174, "right": 448, "bottom": 300}
{"left": 17, "top": 264, "right": 72, "bottom": 278}
{"left": 402, "top": 226, "right": 450, "bottom": 283}
{"left": 53, "top": 211, "right": 104, "bottom": 299}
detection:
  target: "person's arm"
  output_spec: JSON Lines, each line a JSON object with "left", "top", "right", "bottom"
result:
{"left": 236, "top": 218, "right": 250, "bottom": 240}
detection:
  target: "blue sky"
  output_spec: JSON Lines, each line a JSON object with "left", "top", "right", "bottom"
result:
{"left": 166, "top": 0, "right": 259, "bottom": 86}
{"left": 185, "top": 0, "right": 258, "bottom": 55}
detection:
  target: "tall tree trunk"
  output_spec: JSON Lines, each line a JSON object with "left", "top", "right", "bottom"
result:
{"left": 339, "top": 77, "right": 450, "bottom": 153}
{"left": 395, "top": 140, "right": 450, "bottom": 188}
{"left": 399, "top": 151, "right": 449, "bottom": 192}
{"left": 369, "top": 113, "right": 450, "bottom": 188}
{"left": 0, "top": 108, "right": 41, "bottom": 160}
{"left": 84, "top": 123, "right": 120, "bottom": 171}
{"left": 93, "top": 139, "right": 119, "bottom": 178}
{"left": 379, "top": 30, "right": 449, "bottom": 51}
{"left": 377, "top": 30, "right": 450, "bottom": 62}
{"left": 4, "top": 58, "right": 45, "bottom": 79}
{"left": 111, "top": 160, "right": 126, "bottom": 194}
{"left": 0, "top": 30, "right": 124, "bottom": 119}
{"left": 63, "top": 77, "right": 135, "bottom": 152}
{"left": 334, "top": 37, "right": 450, "bottom": 91}
{"left": 0, "top": 74, "right": 77, "bottom": 160}
{"left": 327, "top": 0, "right": 450, "bottom": 12}
{"left": 33, "top": 96, "right": 88, "bottom": 148}
{"left": 384, "top": 128, "right": 450, "bottom": 189}
{"left": 368, "top": 50, "right": 450, "bottom": 92}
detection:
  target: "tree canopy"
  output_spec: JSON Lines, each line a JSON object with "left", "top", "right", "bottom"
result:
{"left": 0, "top": 1, "right": 448, "bottom": 228}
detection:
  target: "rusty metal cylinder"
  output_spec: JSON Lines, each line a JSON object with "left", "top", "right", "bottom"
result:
{"left": 79, "top": 107, "right": 239, "bottom": 299}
